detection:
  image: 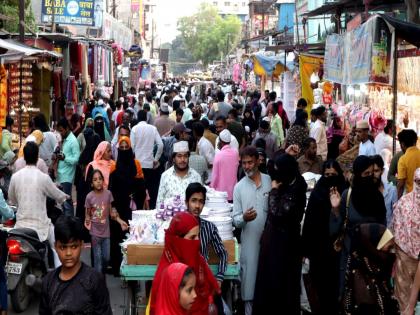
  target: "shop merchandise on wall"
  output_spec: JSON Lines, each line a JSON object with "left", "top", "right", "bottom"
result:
{"left": 396, "top": 55, "right": 420, "bottom": 133}
{"left": 7, "top": 62, "right": 36, "bottom": 139}
{"left": 0, "top": 65, "right": 7, "bottom": 127}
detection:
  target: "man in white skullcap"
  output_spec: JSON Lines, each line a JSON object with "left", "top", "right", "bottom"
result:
{"left": 211, "top": 129, "right": 239, "bottom": 202}
{"left": 356, "top": 120, "right": 376, "bottom": 156}
{"left": 156, "top": 141, "right": 202, "bottom": 206}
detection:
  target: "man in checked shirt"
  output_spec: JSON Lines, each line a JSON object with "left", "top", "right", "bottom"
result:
{"left": 185, "top": 182, "right": 227, "bottom": 288}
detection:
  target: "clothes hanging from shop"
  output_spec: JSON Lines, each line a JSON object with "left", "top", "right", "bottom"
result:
{"left": 66, "top": 77, "right": 78, "bottom": 104}
{"left": 63, "top": 45, "right": 70, "bottom": 81}
{"left": 53, "top": 69, "right": 62, "bottom": 99}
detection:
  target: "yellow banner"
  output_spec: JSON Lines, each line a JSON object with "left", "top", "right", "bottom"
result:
{"left": 299, "top": 54, "right": 324, "bottom": 112}
{"left": 0, "top": 65, "right": 7, "bottom": 127}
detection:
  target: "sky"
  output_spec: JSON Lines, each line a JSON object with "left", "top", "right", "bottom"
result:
{"left": 154, "top": 0, "right": 205, "bottom": 45}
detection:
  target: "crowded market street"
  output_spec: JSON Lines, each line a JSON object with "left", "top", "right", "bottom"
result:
{"left": 1, "top": 0, "right": 420, "bottom": 315}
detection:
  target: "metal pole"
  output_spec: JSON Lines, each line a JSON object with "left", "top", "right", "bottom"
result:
{"left": 262, "top": 4, "right": 265, "bottom": 35}
{"left": 18, "top": 0, "right": 24, "bottom": 144}
{"left": 18, "top": 0, "right": 25, "bottom": 42}
{"left": 391, "top": 32, "right": 398, "bottom": 154}
{"left": 52, "top": 0, "right": 56, "bottom": 32}
{"left": 295, "top": 1, "right": 300, "bottom": 45}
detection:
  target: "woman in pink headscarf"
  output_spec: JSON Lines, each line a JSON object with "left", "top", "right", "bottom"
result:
{"left": 391, "top": 167, "right": 420, "bottom": 313}
{"left": 85, "top": 141, "right": 115, "bottom": 189}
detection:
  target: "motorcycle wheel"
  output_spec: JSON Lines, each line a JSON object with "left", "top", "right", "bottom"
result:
{"left": 10, "top": 271, "right": 31, "bottom": 313}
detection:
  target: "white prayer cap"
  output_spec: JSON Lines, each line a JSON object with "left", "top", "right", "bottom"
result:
{"left": 356, "top": 120, "right": 369, "bottom": 130}
{"left": 25, "top": 135, "right": 36, "bottom": 143}
{"left": 219, "top": 129, "right": 232, "bottom": 143}
{"left": 244, "top": 126, "right": 250, "bottom": 133}
{"left": 97, "top": 99, "right": 104, "bottom": 106}
{"left": 119, "top": 97, "right": 124, "bottom": 103}
{"left": 173, "top": 141, "right": 189, "bottom": 153}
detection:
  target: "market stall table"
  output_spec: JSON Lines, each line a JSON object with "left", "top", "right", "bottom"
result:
{"left": 120, "top": 242, "right": 241, "bottom": 315}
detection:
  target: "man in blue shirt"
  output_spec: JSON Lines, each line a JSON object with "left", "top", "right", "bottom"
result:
{"left": 56, "top": 119, "right": 80, "bottom": 216}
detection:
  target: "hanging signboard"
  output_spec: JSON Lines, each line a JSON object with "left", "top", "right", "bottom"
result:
{"left": 41, "top": 0, "right": 95, "bottom": 26}
{"left": 324, "top": 34, "right": 343, "bottom": 84}
{"left": 324, "top": 16, "right": 392, "bottom": 85}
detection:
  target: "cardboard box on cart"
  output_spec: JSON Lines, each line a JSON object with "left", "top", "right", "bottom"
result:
{"left": 127, "top": 239, "right": 237, "bottom": 265}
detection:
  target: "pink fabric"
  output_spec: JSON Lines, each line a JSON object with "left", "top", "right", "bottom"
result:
{"left": 210, "top": 145, "right": 239, "bottom": 200}
{"left": 86, "top": 141, "right": 114, "bottom": 189}
{"left": 232, "top": 64, "right": 241, "bottom": 83}
{"left": 391, "top": 168, "right": 420, "bottom": 259}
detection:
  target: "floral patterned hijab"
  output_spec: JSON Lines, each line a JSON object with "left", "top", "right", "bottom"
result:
{"left": 391, "top": 168, "right": 420, "bottom": 259}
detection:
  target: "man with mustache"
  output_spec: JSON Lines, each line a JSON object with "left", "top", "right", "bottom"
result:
{"left": 232, "top": 146, "right": 272, "bottom": 315}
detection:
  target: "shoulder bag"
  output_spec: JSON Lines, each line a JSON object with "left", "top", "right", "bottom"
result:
{"left": 333, "top": 188, "right": 352, "bottom": 252}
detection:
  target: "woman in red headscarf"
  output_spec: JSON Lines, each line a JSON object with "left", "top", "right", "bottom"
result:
{"left": 149, "top": 212, "right": 220, "bottom": 315}
{"left": 155, "top": 263, "right": 197, "bottom": 315}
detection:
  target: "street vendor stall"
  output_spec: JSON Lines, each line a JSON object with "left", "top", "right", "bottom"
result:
{"left": 120, "top": 253, "right": 240, "bottom": 315}
{"left": 322, "top": 15, "right": 420, "bottom": 153}
{"left": 0, "top": 39, "right": 62, "bottom": 145}
{"left": 119, "top": 189, "right": 240, "bottom": 314}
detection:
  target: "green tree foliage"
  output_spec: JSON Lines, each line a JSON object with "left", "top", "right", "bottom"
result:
{"left": 0, "top": 0, "right": 36, "bottom": 33}
{"left": 177, "top": 3, "right": 241, "bottom": 66}
{"left": 162, "top": 35, "right": 195, "bottom": 76}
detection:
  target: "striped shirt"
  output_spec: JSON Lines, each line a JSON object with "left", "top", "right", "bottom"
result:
{"left": 199, "top": 218, "right": 228, "bottom": 281}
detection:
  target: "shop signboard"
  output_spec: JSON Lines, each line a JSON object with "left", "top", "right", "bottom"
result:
{"left": 344, "top": 21, "right": 373, "bottom": 84}
{"left": 41, "top": 0, "right": 95, "bottom": 26}
{"left": 324, "top": 34, "right": 343, "bottom": 84}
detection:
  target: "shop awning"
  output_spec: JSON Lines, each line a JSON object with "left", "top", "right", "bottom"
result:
{"left": 380, "top": 14, "right": 420, "bottom": 48}
{"left": 0, "top": 38, "right": 42, "bottom": 56}
{"left": 0, "top": 39, "right": 63, "bottom": 58}
{"left": 303, "top": 0, "right": 411, "bottom": 17}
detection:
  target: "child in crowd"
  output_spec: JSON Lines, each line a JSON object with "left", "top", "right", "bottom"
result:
{"left": 155, "top": 263, "right": 197, "bottom": 315}
{"left": 85, "top": 169, "right": 128, "bottom": 274}
{"left": 39, "top": 216, "right": 112, "bottom": 314}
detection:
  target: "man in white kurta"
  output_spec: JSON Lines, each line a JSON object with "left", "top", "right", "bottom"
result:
{"left": 8, "top": 142, "right": 68, "bottom": 266}
{"left": 232, "top": 147, "right": 271, "bottom": 315}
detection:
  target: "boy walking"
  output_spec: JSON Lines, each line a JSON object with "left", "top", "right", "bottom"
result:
{"left": 39, "top": 216, "right": 112, "bottom": 315}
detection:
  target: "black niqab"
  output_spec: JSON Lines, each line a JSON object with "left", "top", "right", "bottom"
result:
{"left": 94, "top": 117, "right": 106, "bottom": 141}
{"left": 271, "top": 153, "right": 300, "bottom": 186}
{"left": 78, "top": 127, "right": 101, "bottom": 166}
{"left": 115, "top": 148, "right": 137, "bottom": 182}
{"left": 351, "top": 156, "right": 386, "bottom": 222}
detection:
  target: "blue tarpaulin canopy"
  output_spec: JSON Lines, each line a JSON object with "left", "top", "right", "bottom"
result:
{"left": 253, "top": 52, "right": 294, "bottom": 76}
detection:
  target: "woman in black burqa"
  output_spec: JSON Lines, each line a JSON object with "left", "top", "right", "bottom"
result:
{"left": 109, "top": 137, "right": 146, "bottom": 276}
{"left": 252, "top": 153, "right": 307, "bottom": 315}
{"left": 75, "top": 122, "right": 101, "bottom": 241}
{"left": 330, "top": 155, "right": 387, "bottom": 303}
{"left": 302, "top": 159, "right": 347, "bottom": 314}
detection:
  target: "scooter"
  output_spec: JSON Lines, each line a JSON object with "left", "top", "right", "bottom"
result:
{"left": 5, "top": 227, "right": 53, "bottom": 312}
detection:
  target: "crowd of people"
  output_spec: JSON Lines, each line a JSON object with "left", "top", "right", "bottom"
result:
{"left": 0, "top": 79, "right": 419, "bottom": 315}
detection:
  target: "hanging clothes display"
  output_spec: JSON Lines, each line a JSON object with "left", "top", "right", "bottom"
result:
{"left": 66, "top": 76, "right": 78, "bottom": 104}
{"left": 53, "top": 69, "right": 63, "bottom": 99}
{"left": 0, "top": 64, "right": 7, "bottom": 127}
